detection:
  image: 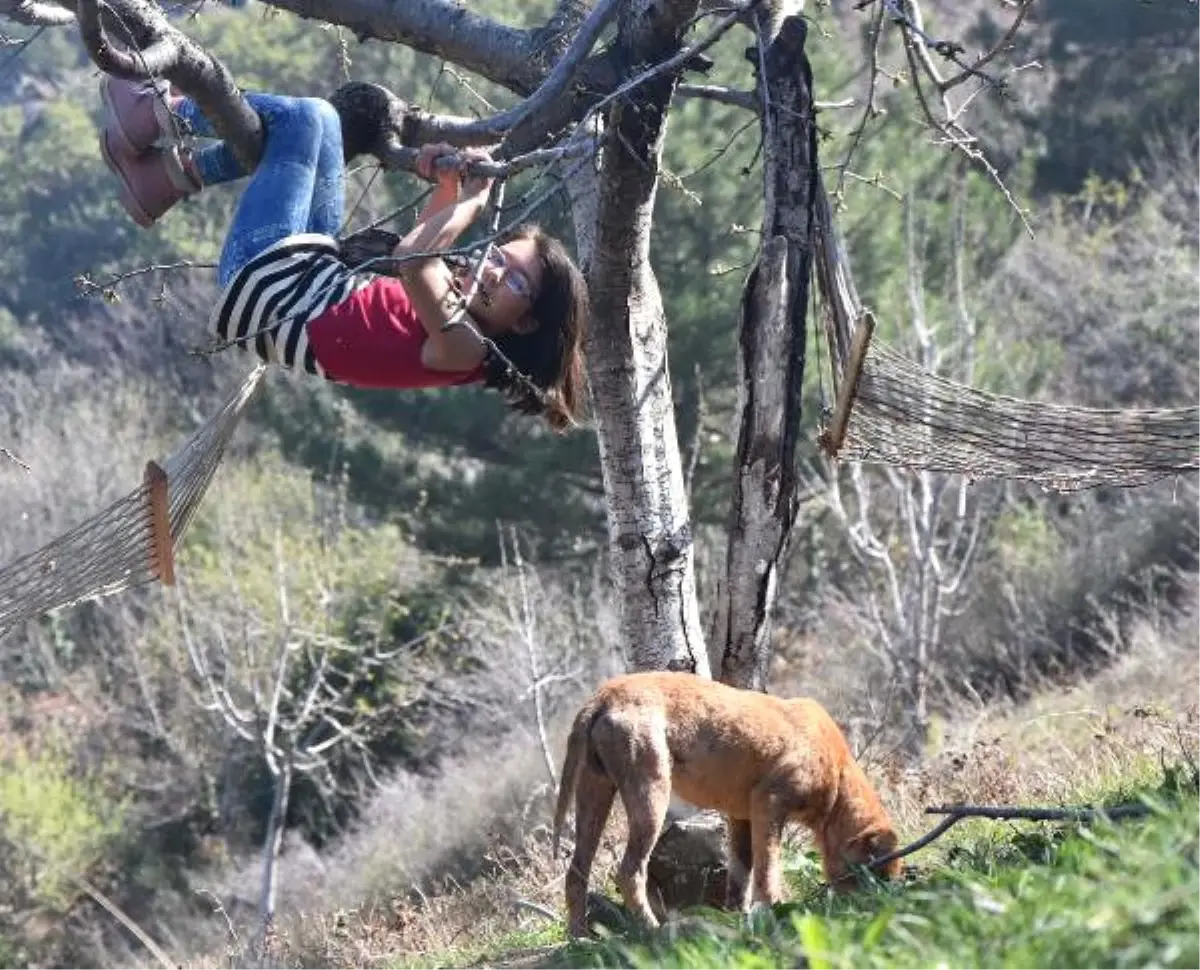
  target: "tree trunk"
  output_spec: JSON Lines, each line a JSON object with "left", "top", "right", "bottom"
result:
{"left": 256, "top": 758, "right": 292, "bottom": 954}
{"left": 581, "top": 0, "right": 709, "bottom": 676}
{"left": 711, "top": 3, "right": 816, "bottom": 690}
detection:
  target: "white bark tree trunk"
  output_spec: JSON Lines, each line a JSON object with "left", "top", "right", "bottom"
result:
{"left": 256, "top": 757, "right": 292, "bottom": 954}
{"left": 578, "top": 0, "right": 709, "bottom": 676}
{"left": 711, "top": 1, "right": 816, "bottom": 689}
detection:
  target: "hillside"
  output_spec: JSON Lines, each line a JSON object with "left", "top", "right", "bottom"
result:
{"left": 0, "top": 1, "right": 1195, "bottom": 967}
{"left": 227, "top": 599, "right": 1199, "bottom": 969}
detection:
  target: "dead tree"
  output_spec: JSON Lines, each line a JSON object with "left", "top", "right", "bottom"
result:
{"left": 172, "top": 537, "right": 423, "bottom": 952}
{"left": 708, "top": 0, "right": 816, "bottom": 690}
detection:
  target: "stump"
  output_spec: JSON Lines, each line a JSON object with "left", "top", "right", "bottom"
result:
{"left": 646, "top": 809, "right": 728, "bottom": 920}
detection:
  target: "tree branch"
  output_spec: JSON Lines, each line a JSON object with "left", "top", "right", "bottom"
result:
{"left": 74, "top": 0, "right": 263, "bottom": 171}
{"left": 864, "top": 800, "right": 1155, "bottom": 873}
{"left": 0, "top": 0, "right": 73, "bottom": 26}
{"left": 259, "top": 0, "right": 542, "bottom": 94}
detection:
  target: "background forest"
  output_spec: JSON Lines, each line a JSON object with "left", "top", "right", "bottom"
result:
{"left": 0, "top": 1, "right": 1195, "bottom": 966}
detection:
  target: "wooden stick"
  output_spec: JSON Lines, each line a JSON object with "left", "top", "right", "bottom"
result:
{"left": 820, "top": 309, "right": 876, "bottom": 457}
{"left": 865, "top": 800, "right": 1154, "bottom": 873}
{"left": 144, "top": 460, "right": 175, "bottom": 587}
{"left": 926, "top": 803, "right": 1153, "bottom": 824}
{"left": 74, "top": 876, "right": 176, "bottom": 970}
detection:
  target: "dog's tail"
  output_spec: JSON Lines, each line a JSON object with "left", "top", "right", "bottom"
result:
{"left": 552, "top": 699, "right": 600, "bottom": 856}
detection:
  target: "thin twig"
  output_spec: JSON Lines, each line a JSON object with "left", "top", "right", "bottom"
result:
{"left": 514, "top": 898, "right": 560, "bottom": 921}
{"left": 927, "top": 802, "right": 1155, "bottom": 824}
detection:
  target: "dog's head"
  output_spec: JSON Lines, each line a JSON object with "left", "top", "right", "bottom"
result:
{"left": 824, "top": 827, "right": 904, "bottom": 889}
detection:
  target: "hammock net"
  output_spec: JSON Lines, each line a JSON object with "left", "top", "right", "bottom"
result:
{"left": 0, "top": 364, "right": 267, "bottom": 640}
{"left": 812, "top": 184, "right": 1199, "bottom": 491}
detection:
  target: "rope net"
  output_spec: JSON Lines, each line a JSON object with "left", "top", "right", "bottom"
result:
{"left": 0, "top": 365, "right": 267, "bottom": 640}
{"left": 812, "top": 184, "right": 1200, "bottom": 491}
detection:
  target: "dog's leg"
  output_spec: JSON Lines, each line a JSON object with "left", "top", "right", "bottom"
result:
{"left": 724, "top": 816, "right": 753, "bottom": 912}
{"left": 604, "top": 729, "right": 671, "bottom": 930}
{"left": 748, "top": 787, "right": 788, "bottom": 906}
{"left": 613, "top": 776, "right": 670, "bottom": 929}
{"left": 566, "top": 767, "right": 617, "bottom": 938}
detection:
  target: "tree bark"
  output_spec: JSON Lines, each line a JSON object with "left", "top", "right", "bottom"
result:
{"left": 711, "top": 2, "right": 816, "bottom": 690}
{"left": 583, "top": 0, "right": 709, "bottom": 676}
{"left": 256, "top": 758, "right": 292, "bottom": 954}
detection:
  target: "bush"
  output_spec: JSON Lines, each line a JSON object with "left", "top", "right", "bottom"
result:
{"left": 0, "top": 741, "right": 125, "bottom": 913}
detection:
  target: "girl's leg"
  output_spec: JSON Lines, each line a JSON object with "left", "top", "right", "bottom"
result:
{"left": 178, "top": 92, "right": 323, "bottom": 188}
{"left": 215, "top": 96, "right": 346, "bottom": 286}
{"left": 99, "top": 80, "right": 347, "bottom": 254}
{"left": 306, "top": 104, "right": 346, "bottom": 237}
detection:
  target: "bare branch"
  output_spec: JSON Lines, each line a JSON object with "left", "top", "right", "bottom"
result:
{"left": 677, "top": 82, "right": 759, "bottom": 112}
{"left": 939, "top": 802, "right": 1157, "bottom": 823}
{"left": 679, "top": 83, "right": 856, "bottom": 113}
{"left": 490, "top": 0, "right": 622, "bottom": 146}
{"left": 75, "top": 260, "right": 212, "bottom": 301}
{"left": 941, "top": 0, "right": 1035, "bottom": 93}
{"left": 259, "top": 0, "right": 542, "bottom": 94}
{"left": 835, "top": 1, "right": 885, "bottom": 203}
{"left": 375, "top": 132, "right": 596, "bottom": 177}
{"left": 0, "top": 0, "right": 73, "bottom": 26}
{"left": 502, "top": 527, "right": 559, "bottom": 789}
{"left": 863, "top": 800, "right": 1155, "bottom": 874}
{"left": 74, "top": 876, "right": 176, "bottom": 970}
{"left": 900, "top": 27, "right": 1033, "bottom": 237}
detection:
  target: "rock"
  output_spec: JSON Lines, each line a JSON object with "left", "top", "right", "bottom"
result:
{"left": 646, "top": 809, "right": 728, "bottom": 919}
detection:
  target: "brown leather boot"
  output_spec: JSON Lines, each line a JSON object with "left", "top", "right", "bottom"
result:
{"left": 100, "top": 75, "right": 186, "bottom": 155}
{"left": 99, "top": 130, "right": 201, "bottom": 228}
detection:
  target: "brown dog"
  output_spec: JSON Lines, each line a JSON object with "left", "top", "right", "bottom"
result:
{"left": 552, "top": 671, "right": 902, "bottom": 937}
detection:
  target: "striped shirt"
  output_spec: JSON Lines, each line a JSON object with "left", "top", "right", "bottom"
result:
{"left": 208, "top": 233, "right": 370, "bottom": 378}
{"left": 207, "top": 233, "right": 483, "bottom": 390}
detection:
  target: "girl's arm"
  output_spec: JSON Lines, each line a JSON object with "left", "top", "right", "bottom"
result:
{"left": 392, "top": 144, "right": 494, "bottom": 372}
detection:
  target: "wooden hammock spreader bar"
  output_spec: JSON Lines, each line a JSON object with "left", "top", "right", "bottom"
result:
{"left": 144, "top": 460, "right": 175, "bottom": 587}
{"left": 819, "top": 309, "right": 876, "bottom": 458}
{"left": 0, "top": 364, "right": 267, "bottom": 641}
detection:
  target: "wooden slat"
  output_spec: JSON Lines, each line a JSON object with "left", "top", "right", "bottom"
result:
{"left": 819, "top": 310, "right": 876, "bottom": 458}
{"left": 144, "top": 461, "right": 175, "bottom": 587}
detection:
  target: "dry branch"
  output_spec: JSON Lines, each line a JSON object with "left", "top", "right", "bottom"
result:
{"left": 0, "top": 0, "right": 72, "bottom": 25}
{"left": 865, "top": 800, "right": 1155, "bottom": 872}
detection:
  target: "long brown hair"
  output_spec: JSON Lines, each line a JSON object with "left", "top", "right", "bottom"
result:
{"left": 480, "top": 224, "right": 589, "bottom": 433}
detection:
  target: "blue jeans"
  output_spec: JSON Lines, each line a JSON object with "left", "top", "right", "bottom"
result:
{"left": 179, "top": 93, "right": 345, "bottom": 286}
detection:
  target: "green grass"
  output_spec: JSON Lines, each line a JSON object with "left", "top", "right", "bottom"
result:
{"left": 554, "top": 773, "right": 1199, "bottom": 970}
{"left": 383, "top": 924, "right": 566, "bottom": 969}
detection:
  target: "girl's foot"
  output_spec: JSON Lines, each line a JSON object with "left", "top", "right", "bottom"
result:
{"left": 100, "top": 75, "right": 186, "bottom": 156}
{"left": 99, "top": 130, "right": 201, "bottom": 228}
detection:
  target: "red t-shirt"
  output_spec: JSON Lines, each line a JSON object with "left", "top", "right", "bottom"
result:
{"left": 306, "top": 275, "right": 483, "bottom": 390}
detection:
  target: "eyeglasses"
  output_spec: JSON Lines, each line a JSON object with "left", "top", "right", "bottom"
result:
{"left": 480, "top": 246, "right": 536, "bottom": 302}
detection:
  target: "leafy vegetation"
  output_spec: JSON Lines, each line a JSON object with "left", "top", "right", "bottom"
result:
{"left": 558, "top": 773, "right": 1199, "bottom": 970}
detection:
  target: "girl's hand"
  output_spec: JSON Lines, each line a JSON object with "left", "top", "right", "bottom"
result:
{"left": 416, "top": 142, "right": 462, "bottom": 193}
{"left": 458, "top": 146, "right": 495, "bottom": 200}
{"left": 415, "top": 143, "right": 495, "bottom": 201}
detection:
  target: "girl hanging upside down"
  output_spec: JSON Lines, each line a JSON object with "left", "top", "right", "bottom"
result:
{"left": 96, "top": 79, "right": 589, "bottom": 432}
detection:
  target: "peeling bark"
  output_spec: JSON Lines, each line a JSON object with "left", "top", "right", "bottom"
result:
{"left": 711, "top": 2, "right": 816, "bottom": 690}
